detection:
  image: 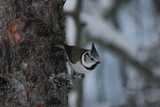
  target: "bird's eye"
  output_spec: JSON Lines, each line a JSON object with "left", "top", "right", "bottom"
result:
{"left": 90, "top": 57, "right": 94, "bottom": 61}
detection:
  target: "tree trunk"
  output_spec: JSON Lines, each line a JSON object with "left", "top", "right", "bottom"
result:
{"left": 0, "top": 0, "right": 69, "bottom": 107}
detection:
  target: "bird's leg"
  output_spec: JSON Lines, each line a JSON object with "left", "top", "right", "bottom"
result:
{"left": 72, "top": 70, "right": 85, "bottom": 79}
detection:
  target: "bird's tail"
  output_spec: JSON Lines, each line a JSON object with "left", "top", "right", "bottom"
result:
{"left": 52, "top": 44, "right": 65, "bottom": 50}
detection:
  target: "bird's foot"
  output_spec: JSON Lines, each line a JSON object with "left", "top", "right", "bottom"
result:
{"left": 72, "top": 71, "right": 85, "bottom": 79}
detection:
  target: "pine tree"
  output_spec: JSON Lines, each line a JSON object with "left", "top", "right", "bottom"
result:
{"left": 0, "top": 0, "right": 70, "bottom": 106}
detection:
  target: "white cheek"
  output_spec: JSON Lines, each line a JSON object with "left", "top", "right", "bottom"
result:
{"left": 82, "top": 53, "right": 95, "bottom": 68}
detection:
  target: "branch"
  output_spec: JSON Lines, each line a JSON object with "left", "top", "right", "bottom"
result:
{"left": 88, "top": 36, "right": 160, "bottom": 83}
{"left": 65, "top": 0, "right": 84, "bottom": 107}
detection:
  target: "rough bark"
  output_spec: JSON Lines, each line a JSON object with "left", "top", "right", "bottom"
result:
{"left": 0, "top": 0, "right": 69, "bottom": 107}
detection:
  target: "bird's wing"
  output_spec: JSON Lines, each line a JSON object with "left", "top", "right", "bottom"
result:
{"left": 64, "top": 45, "right": 88, "bottom": 63}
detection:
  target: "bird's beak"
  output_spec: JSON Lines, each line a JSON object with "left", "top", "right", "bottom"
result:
{"left": 97, "top": 61, "right": 101, "bottom": 64}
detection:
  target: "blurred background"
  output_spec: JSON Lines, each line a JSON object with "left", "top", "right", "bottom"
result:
{"left": 63, "top": 0, "right": 160, "bottom": 107}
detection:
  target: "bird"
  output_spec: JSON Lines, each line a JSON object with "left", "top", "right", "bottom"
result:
{"left": 53, "top": 43, "right": 100, "bottom": 78}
